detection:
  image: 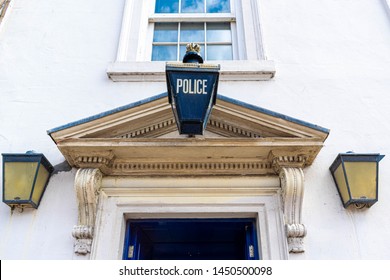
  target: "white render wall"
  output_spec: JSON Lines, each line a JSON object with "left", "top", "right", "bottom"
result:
{"left": 1, "top": 0, "right": 390, "bottom": 259}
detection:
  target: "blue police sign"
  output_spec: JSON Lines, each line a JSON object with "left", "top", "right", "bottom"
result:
{"left": 165, "top": 44, "right": 220, "bottom": 135}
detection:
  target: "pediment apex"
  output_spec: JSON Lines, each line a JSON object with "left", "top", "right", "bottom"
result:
{"left": 48, "top": 93, "right": 329, "bottom": 143}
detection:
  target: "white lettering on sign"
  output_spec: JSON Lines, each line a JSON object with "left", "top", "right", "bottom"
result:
{"left": 176, "top": 79, "right": 207, "bottom": 94}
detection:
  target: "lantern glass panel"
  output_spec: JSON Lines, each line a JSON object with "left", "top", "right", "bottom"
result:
{"left": 3, "top": 162, "right": 38, "bottom": 201}
{"left": 333, "top": 163, "right": 350, "bottom": 205}
{"left": 31, "top": 163, "right": 50, "bottom": 205}
{"left": 344, "top": 162, "right": 377, "bottom": 200}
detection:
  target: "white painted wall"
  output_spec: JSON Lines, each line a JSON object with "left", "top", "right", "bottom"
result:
{"left": 1, "top": 0, "right": 390, "bottom": 259}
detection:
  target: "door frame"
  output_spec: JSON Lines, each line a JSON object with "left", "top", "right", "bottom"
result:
{"left": 123, "top": 218, "right": 260, "bottom": 260}
{"left": 91, "top": 176, "right": 289, "bottom": 260}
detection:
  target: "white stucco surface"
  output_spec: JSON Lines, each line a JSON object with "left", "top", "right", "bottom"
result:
{"left": 1, "top": 0, "right": 390, "bottom": 259}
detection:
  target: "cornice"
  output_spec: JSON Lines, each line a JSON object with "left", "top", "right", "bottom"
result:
{"left": 57, "top": 137, "right": 324, "bottom": 176}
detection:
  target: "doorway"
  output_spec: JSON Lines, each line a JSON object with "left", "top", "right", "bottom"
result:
{"left": 123, "top": 218, "right": 259, "bottom": 260}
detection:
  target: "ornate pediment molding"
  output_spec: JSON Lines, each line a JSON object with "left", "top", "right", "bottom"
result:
{"left": 48, "top": 93, "right": 329, "bottom": 176}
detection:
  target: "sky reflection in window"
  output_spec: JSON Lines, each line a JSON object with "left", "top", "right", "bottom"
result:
{"left": 207, "top": 23, "right": 231, "bottom": 42}
{"left": 155, "top": 0, "right": 179, "bottom": 13}
{"left": 180, "top": 23, "right": 204, "bottom": 42}
{"left": 207, "top": 45, "right": 232, "bottom": 60}
{"left": 182, "top": 0, "right": 204, "bottom": 13}
{"left": 207, "top": 0, "right": 230, "bottom": 13}
{"left": 156, "top": 0, "right": 230, "bottom": 14}
{"left": 152, "top": 45, "right": 177, "bottom": 61}
{"left": 153, "top": 23, "right": 178, "bottom": 42}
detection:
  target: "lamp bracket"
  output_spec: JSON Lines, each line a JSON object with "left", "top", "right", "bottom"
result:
{"left": 279, "top": 167, "right": 306, "bottom": 253}
{"left": 72, "top": 168, "right": 103, "bottom": 256}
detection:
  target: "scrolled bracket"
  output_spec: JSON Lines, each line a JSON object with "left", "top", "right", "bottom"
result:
{"left": 72, "top": 168, "right": 103, "bottom": 255}
{"left": 279, "top": 167, "right": 306, "bottom": 253}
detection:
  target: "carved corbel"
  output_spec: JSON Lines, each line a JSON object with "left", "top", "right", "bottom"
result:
{"left": 279, "top": 167, "right": 306, "bottom": 253}
{"left": 269, "top": 151, "right": 308, "bottom": 252}
{"left": 72, "top": 168, "right": 103, "bottom": 255}
{"left": 71, "top": 151, "right": 114, "bottom": 174}
{"left": 270, "top": 152, "right": 307, "bottom": 174}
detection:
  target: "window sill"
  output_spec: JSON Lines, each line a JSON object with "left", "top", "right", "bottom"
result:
{"left": 107, "top": 60, "right": 275, "bottom": 82}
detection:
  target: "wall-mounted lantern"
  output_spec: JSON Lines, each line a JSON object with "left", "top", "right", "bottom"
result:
{"left": 329, "top": 153, "right": 385, "bottom": 209}
{"left": 2, "top": 151, "right": 54, "bottom": 210}
{"left": 165, "top": 43, "right": 220, "bottom": 135}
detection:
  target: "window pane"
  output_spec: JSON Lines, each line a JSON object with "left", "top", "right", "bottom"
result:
{"left": 153, "top": 23, "right": 178, "bottom": 42}
{"left": 207, "top": 0, "right": 230, "bottom": 13}
{"left": 207, "top": 23, "right": 231, "bottom": 43}
{"left": 181, "top": 0, "right": 204, "bottom": 13}
{"left": 179, "top": 44, "right": 205, "bottom": 61}
{"left": 152, "top": 45, "right": 177, "bottom": 61}
{"left": 180, "top": 23, "right": 204, "bottom": 43}
{"left": 155, "top": 0, "right": 179, "bottom": 13}
{"left": 207, "top": 45, "right": 232, "bottom": 60}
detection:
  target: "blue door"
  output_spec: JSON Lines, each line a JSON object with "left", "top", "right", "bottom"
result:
{"left": 123, "top": 218, "right": 259, "bottom": 260}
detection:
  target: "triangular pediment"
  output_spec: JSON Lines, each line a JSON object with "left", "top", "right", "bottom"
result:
{"left": 48, "top": 93, "right": 328, "bottom": 141}
{"left": 48, "top": 93, "right": 329, "bottom": 176}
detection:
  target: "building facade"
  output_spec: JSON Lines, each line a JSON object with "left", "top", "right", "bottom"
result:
{"left": 1, "top": 0, "right": 390, "bottom": 260}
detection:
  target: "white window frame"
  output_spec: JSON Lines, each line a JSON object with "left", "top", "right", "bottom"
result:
{"left": 107, "top": 0, "right": 275, "bottom": 82}
{"left": 148, "top": 0, "right": 238, "bottom": 61}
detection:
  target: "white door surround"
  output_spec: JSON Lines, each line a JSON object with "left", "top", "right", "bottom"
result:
{"left": 48, "top": 93, "right": 329, "bottom": 259}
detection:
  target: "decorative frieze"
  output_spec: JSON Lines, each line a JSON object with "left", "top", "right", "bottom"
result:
{"left": 72, "top": 168, "right": 103, "bottom": 255}
{"left": 111, "top": 160, "right": 273, "bottom": 175}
